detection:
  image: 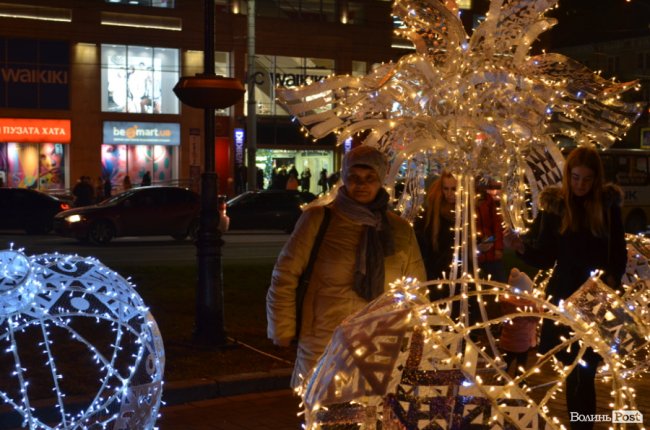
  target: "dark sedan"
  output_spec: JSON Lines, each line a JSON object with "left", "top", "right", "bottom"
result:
{"left": 53, "top": 186, "right": 200, "bottom": 244}
{"left": 226, "top": 190, "right": 316, "bottom": 232}
{"left": 0, "top": 188, "right": 71, "bottom": 234}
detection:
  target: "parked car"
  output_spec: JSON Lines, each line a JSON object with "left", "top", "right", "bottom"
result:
{"left": 53, "top": 186, "right": 201, "bottom": 244}
{"left": 226, "top": 190, "right": 316, "bottom": 232}
{"left": 0, "top": 188, "right": 71, "bottom": 234}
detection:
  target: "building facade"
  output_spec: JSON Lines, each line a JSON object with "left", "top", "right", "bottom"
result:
{"left": 0, "top": 0, "right": 396, "bottom": 196}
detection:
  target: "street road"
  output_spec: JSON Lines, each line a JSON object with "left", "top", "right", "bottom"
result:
{"left": 0, "top": 230, "right": 290, "bottom": 265}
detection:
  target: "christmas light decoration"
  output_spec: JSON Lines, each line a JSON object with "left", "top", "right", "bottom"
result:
{"left": 0, "top": 248, "right": 164, "bottom": 429}
{"left": 300, "top": 277, "right": 649, "bottom": 429}
{"left": 277, "top": 0, "right": 643, "bottom": 231}
{"left": 277, "top": 0, "right": 648, "bottom": 428}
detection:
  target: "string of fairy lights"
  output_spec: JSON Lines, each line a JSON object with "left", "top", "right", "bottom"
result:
{"left": 0, "top": 248, "right": 164, "bottom": 429}
{"left": 278, "top": 0, "right": 649, "bottom": 428}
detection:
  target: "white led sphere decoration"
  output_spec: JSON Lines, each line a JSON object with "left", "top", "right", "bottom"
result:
{"left": 0, "top": 249, "right": 164, "bottom": 430}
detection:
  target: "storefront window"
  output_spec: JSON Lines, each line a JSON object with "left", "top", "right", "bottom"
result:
{"left": 102, "top": 121, "right": 180, "bottom": 190}
{"left": 101, "top": 45, "right": 180, "bottom": 114}
{"left": 101, "top": 144, "right": 174, "bottom": 190}
{"left": 256, "top": 148, "right": 333, "bottom": 193}
{"left": 0, "top": 142, "right": 66, "bottom": 191}
{"left": 247, "top": 55, "right": 334, "bottom": 116}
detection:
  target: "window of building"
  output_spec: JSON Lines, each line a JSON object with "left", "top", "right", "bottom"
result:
{"left": 101, "top": 144, "right": 175, "bottom": 189}
{"left": 352, "top": 60, "right": 367, "bottom": 77}
{"left": 0, "top": 142, "right": 67, "bottom": 191}
{"left": 101, "top": 44, "right": 180, "bottom": 114}
{"left": 248, "top": 55, "right": 335, "bottom": 116}
{"left": 104, "top": 0, "right": 174, "bottom": 8}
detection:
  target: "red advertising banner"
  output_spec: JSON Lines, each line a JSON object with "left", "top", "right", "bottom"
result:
{"left": 0, "top": 118, "right": 71, "bottom": 143}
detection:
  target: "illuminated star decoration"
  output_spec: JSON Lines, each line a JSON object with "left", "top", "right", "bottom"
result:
{"left": 277, "top": 0, "right": 643, "bottom": 230}
{"left": 277, "top": 0, "right": 648, "bottom": 428}
{"left": 0, "top": 249, "right": 164, "bottom": 430}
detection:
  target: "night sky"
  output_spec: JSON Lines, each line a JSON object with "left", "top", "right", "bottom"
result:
{"left": 546, "top": 0, "right": 650, "bottom": 47}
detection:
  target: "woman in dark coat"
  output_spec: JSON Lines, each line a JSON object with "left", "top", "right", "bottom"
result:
{"left": 414, "top": 172, "right": 457, "bottom": 296}
{"left": 300, "top": 167, "right": 312, "bottom": 192}
{"left": 507, "top": 147, "right": 626, "bottom": 430}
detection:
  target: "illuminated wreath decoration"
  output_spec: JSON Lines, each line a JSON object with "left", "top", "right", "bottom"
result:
{"left": 0, "top": 249, "right": 164, "bottom": 430}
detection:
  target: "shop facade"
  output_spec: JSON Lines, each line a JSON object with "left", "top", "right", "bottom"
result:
{"left": 0, "top": 1, "right": 397, "bottom": 197}
{"left": 101, "top": 121, "right": 180, "bottom": 190}
{"left": 0, "top": 118, "right": 70, "bottom": 191}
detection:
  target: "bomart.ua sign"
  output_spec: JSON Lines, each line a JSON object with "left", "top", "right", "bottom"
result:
{"left": 103, "top": 121, "right": 180, "bottom": 146}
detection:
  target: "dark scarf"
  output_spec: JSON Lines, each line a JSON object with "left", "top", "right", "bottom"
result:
{"left": 333, "top": 186, "right": 395, "bottom": 301}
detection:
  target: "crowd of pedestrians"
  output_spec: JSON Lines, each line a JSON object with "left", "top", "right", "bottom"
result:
{"left": 71, "top": 171, "right": 155, "bottom": 207}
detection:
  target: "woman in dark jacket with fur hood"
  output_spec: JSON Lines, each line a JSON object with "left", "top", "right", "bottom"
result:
{"left": 506, "top": 146, "right": 626, "bottom": 430}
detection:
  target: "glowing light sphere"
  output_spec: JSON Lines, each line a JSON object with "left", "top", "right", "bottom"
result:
{"left": 301, "top": 277, "right": 649, "bottom": 429}
{"left": 0, "top": 249, "right": 164, "bottom": 429}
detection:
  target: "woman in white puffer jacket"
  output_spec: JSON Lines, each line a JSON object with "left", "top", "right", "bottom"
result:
{"left": 266, "top": 146, "right": 426, "bottom": 388}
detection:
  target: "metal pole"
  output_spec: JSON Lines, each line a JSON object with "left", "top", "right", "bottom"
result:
{"left": 194, "top": 0, "right": 227, "bottom": 345}
{"left": 246, "top": 0, "right": 257, "bottom": 190}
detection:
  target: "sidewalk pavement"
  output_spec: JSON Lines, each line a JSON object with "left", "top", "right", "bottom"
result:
{"left": 158, "top": 389, "right": 301, "bottom": 429}
{"left": 0, "top": 368, "right": 297, "bottom": 430}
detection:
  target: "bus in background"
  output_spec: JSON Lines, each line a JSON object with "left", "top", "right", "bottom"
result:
{"left": 598, "top": 148, "right": 650, "bottom": 233}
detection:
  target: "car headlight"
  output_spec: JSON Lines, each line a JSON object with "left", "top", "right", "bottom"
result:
{"left": 65, "top": 214, "right": 83, "bottom": 223}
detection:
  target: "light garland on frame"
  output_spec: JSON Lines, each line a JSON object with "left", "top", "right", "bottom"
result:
{"left": 0, "top": 248, "right": 164, "bottom": 430}
{"left": 277, "top": 0, "right": 649, "bottom": 428}
{"left": 277, "top": 0, "right": 643, "bottom": 232}
{"left": 300, "top": 276, "right": 649, "bottom": 429}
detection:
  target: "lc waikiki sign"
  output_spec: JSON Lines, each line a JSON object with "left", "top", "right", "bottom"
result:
{"left": 0, "top": 38, "right": 70, "bottom": 109}
{"left": 0, "top": 118, "right": 71, "bottom": 143}
{"left": 103, "top": 121, "right": 180, "bottom": 146}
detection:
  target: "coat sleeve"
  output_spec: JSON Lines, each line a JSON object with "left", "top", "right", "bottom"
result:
{"left": 266, "top": 206, "right": 324, "bottom": 344}
{"left": 404, "top": 225, "right": 427, "bottom": 282}
{"left": 518, "top": 210, "right": 559, "bottom": 270}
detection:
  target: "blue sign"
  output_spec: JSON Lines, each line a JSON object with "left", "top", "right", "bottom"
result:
{"left": 234, "top": 128, "right": 244, "bottom": 165}
{"left": 0, "top": 38, "right": 70, "bottom": 109}
{"left": 103, "top": 121, "right": 180, "bottom": 145}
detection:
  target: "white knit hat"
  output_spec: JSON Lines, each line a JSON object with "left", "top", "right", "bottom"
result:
{"left": 342, "top": 145, "right": 388, "bottom": 184}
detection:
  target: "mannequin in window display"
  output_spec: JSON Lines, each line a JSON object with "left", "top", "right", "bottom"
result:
{"left": 127, "top": 63, "right": 147, "bottom": 113}
{"left": 140, "top": 67, "right": 154, "bottom": 113}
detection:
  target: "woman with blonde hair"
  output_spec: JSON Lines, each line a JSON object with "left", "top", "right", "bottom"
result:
{"left": 506, "top": 146, "right": 626, "bottom": 429}
{"left": 415, "top": 171, "right": 457, "bottom": 292}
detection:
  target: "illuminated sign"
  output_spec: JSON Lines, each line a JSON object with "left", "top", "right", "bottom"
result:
{"left": 0, "top": 118, "right": 71, "bottom": 143}
{"left": 344, "top": 137, "right": 353, "bottom": 153}
{"left": 0, "top": 38, "right": 70, "bottom": 109}
{"left": 103, "top": 121, "right": 180, "bottom": 145}
{"left": 234, "top": 128, "right": 244, "bottom": 165}
{"left": 249, "top": 71, "right": 328, "bottom": 88}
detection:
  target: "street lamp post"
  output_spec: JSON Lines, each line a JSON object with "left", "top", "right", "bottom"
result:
{"left": 173, "top": 0, "right": 244, "bottom": 346}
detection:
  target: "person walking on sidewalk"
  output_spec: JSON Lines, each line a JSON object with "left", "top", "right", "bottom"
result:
{"left": 266, "top": 145, "right": 426, "bottom": 389}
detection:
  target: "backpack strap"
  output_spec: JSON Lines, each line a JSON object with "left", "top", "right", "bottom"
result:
{"left": 295, "top": 206, "right": 331, "bottom": 338}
